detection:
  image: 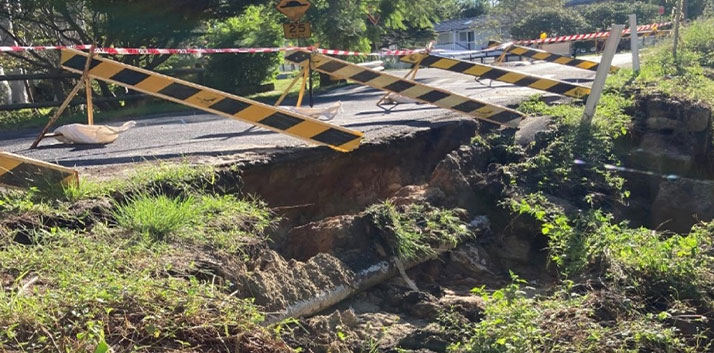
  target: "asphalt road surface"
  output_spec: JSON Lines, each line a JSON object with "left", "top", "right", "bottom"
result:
{"left": 0, "top": 53, "right": 633, "bottom": 169}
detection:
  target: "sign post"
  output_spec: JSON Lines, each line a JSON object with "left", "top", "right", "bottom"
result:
{"left": 277, "top": 0, "right": 313, "bottom": 40}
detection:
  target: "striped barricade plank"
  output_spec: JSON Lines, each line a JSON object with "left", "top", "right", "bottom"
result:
{"left": 0, "top": 151, "right": 78, "bottom": 189}
{"left": 59, "top": 48, "right": 363, "bottom": 152}
{"left": 284, "top": 50, "right": 525, "bottom": 128}
{"left": 490, "top": 42, "right": 616, "bottom": 73}
{"left": 400, "top": 53, "right": 591, "bottom": 99}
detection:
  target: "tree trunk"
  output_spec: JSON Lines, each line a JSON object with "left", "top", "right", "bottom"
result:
{"left": 1, "top": 0, "right": 29, "bottom": 104}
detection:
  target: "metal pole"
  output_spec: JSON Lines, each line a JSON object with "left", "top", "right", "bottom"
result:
{"left": 581, "top": 25, "right": 624, "bottom": 127}
{"left": 629, "top": 14, "right": 640, "bottom": 73}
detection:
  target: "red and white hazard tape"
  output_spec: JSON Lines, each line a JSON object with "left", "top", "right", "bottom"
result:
{"left": 517, "top": 22, "right": 672, "bottom": 45}
{"left": 0, "top": 44, "right": 422, "bottom": 57}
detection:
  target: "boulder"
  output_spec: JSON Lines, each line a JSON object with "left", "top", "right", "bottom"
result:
{"left": 652, "top": 177, "right": 714, "bottom": 233}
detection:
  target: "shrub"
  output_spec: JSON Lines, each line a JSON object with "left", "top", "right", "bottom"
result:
{"left": 681, "top": 17, "right": 714, "bottom": 68}
{"left": 578, "top": 1, "right": 660, "bottom": 31}
{"left": 510, "top": 8, "right": 590, "bottom": 40}
{"left": 204, "top": 5, "right": 283, "bottom": 95}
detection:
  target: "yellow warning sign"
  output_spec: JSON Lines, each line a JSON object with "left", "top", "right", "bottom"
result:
{"left": 283, "top": 21, "right": 312, "bottom": 39}
{"left": 277, "top": 0, "right": 311, "bottom": 21}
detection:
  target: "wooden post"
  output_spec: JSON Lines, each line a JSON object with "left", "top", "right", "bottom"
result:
{"left": 85, "top": 78, "right": 94, "bottom": 125}
{"left": 274, "top": 64, "right": 308, "bottom": 107}
{"left": 296, "top": 62, "right": 309, "bottom": 108}
{"left": 31, "top": 45, "right": 96, "bottom": 149}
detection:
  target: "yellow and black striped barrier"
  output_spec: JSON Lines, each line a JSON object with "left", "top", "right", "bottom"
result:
{"left": 60, "top": 48, "right": 363, "bottom": 152}
{"left": 489, "top": 41, "right": 617, "bottom": 73}
{"left": 285, "top": 49, "right": 525, "bottom": 128}
{"left": 0, "top": 151, "right": 78, "bottom": 189}
{"left": 400, "top": 53, "right": 591, "bottom": 99}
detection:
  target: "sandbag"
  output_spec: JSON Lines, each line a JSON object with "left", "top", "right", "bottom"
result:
{"left": 53, "top": 121, "right": 136, "bottom": 145}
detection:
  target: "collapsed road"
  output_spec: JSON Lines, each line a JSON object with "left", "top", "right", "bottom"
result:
{"left": 0, "top": 53, "right": 632, "bottom": 169}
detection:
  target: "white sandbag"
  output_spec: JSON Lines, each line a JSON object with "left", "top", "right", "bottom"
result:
{"left": 285, "top": 101, "right": 343, "bottom": 121}
{"left": 53, "top": 121, "right": 136, "bottom": 145}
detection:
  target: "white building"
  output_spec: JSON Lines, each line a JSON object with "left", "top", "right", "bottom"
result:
{"left": 433, "top": 16, "right": 509, "bottom": 51}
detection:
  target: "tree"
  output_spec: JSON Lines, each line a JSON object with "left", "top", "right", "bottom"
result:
{"left": 510, "top": 8, "right": 590, "bottom": 40}
{"left": 204, "top": 5, "right": 283, "bottom": 95}
{"left": 305, "top": 0, "right": 461, "bottom": 52}
{"left": 459, "top": 0, "right": 489, "bottom": 18}
{"left": 579, "top": 1, "right": 660, "bottom": 31}
{"left": 0, "top": 0, "right": 270, "bottom": 103}
{"left": 492, "top": 0, "right": 565, "bottom": 25}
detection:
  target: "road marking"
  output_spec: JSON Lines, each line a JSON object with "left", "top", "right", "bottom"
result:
{"left": 60, "top": 48, "right": 363, "bottom": 152}
{"left": 401, "top": 53, "right": 591, "bottom": 99}
{"left": 285, "top": 49, "right": 525, "bottom": 128}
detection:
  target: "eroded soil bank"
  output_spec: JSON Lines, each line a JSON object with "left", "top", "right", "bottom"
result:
{"left": 3, "top": 93, "right": 713, "bottom": 353}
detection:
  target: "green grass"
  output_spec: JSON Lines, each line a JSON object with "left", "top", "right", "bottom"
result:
{"left": 0, "top": 162, "right": 277, "bottom": 352}
{"left": 64, "top": 161, "right": 216, "bottom": 202}
{"left": 114, "top": 193, "right": 195, "bottom": 241}
{"left": 114, "top": 192, "right": 274, "bottom": 252}
{"left": 366, "top": 202, "right": 470, "bottom": 261}
{"left": 0, "top": 226, "right": 266, "bottom": 352}
{"left": 630, "top": 18, "right": 714, "bottom": 106}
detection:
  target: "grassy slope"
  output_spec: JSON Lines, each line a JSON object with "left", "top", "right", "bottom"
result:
{"left": 0, "top": 163, "right": 285, "bottom": 352}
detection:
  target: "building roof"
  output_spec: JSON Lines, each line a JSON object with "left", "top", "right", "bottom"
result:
{"left": 434, "top": 16, "right": 489, "bottom": 32}
{"left": 565, "top": 0, "right": 605, "bottom": 7}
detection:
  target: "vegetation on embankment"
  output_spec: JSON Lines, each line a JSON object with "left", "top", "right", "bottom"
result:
{"left": 443, "top": 17, "right": 714, "bottom": 353}
{"left": 3, "top": 16, "right": 714, "bottom": 353}
{"left": 0, "top": 163, "right": 290, "bottom": 352}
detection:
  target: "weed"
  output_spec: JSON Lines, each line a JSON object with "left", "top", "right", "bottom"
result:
{"left": 113, "top": 192, "right": 195, "bottom": 241}
{"left": 366, "top": 202, "right": 470, "bottom": 261}
{"left": 454, "top": 275, "right": 690, "bottom": 353}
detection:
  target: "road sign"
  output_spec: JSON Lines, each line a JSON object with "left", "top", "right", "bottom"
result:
{"left": 277, "top": 0, "right": 311, "bottom": 21}
{"left": 283, "top": 21, "right": 312, "bottom": 39}
{"left": 60, "top": 48, "right": 363, "bottom": 152}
